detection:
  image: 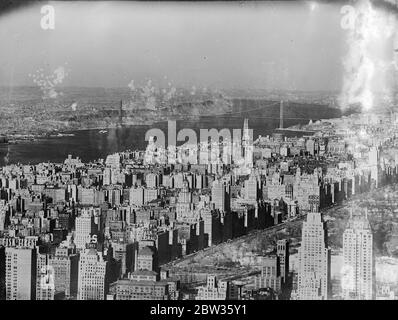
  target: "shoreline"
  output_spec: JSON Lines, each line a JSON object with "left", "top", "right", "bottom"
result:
{"left": 3, "top": 121, "right": 156, "bottom": 142}
{"left": 2, "top": 118, "right": 316, "bottom": 145}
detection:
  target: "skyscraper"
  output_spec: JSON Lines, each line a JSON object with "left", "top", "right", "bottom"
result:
{"left": 5, "top": 247, "right": 37, "bottom": 300}
{"left": 103, "top": 168, "right": 112, "bottom": 186}
{"left": 0, "top": 246, "right": 5, "bottom": 300}
{"left": 277, "top": 239, "right": 289, "bottom": 284}
{"left": 77, "top": 248, "right": 107, "bottom": 300}
{"left": 75, "top": 211, "right": 97, "bottom": 250}
{"left": 296, "top": 211, "right": 330, "bottom": 300}
{"left": 342, "top": 208, "right": 374, "bottom": 300}
{"left": 211, "top": 180, "right": 230, "bottom": 212}
{"left": 176, "top": 179, "right": 194, "bottom": 220}
{"left": 36, "top": 252, "right": 55, "bottom": 300}
{"left": 244, "top": 174, "right": 258, "bottom": 201}
{"left": 49, "top": 246, "right": 79, "bottom": 299}
{"left": 130, "top": 187, "right": 144, "bottom": 207}
{"left": 0, "top": 200, "right": 6, "bottom": 232}
{"left": 242, "top": 118, "right": 253, "bottom": 172}
{"left": 254, "top": 255, "right": 282, "bottom": 295}
{"left": 368, "top": 147, "right": 379, "bottom": 188}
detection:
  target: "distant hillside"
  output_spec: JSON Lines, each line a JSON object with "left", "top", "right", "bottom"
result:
{"left": 0, "top": 86, "right": 343, "bottom": 136}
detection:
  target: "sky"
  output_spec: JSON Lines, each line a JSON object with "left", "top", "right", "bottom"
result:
{"left": 0, "top": 1, "right": 349, "bottom": 91}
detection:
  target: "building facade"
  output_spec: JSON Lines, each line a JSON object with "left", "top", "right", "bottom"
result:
{"left": 296, "top": 212, "right": 330, "bottom": 300}
{"left": 342, "top": 209, "right": 374, "bottom": 300}
{"left": 77, "top": 248, "right": 107, "bottom": 300}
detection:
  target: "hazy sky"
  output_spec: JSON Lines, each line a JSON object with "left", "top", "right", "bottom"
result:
{"left": 0, "top": 1, "right": 347, "bottom": 90}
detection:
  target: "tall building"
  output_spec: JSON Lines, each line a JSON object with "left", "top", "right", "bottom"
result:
{"left": 74, "top": 212, "right": 97, "bottom": 250}
{"left": 144, "top": 188, "right": 158, "bottom": 204}
{"left": 277, "top": 239, "right": 289, "bottom": 283}
{"left": 244, "top": 174, "right": 258, "bottom": 201}
{"left": 211, "top": 180, "right": 230, "bottom": 212}
{"left": 105, "top": 153, "right": 121, "bottom": 169}
{"left": 201, "top": 208, "right": 221, "bottom": 247}
{"left": 176, "top": 179, "right": 194, "bottom": 220}
{"left": 368, "top": 147, "right": 379, "bottom": 187}
{"left": 296, "top": 211, "right": 330, "bottom": 300}
{"left": 0, "top": 246, "right": 5, "bottom": 300}
{"left": 241, "top": 118, "right": 254, "bottom": 174}
{"left": 254, "top": 255, "right": 282, "bottom": 295}
{"left": 77, "top": 248, "right": 107, "bottom": 300}
{"left": 145, "top": 173, "right": 159, "bottom": 188}
{"left": 130, "top": 187, "right": 144, "bottom": 207}
{"left": 0, "top": 200, "right": 6, "bottom": 232}
{"left": 5, "top": 247, "right": 37, "bottom": 300}
{"left": 49, "top": 246, "right": 79, "bottom": 299}
{"left": 136, "top": 246, "right": 157, "bottom": 272}
{"left": 36, "top": 252, "right": 55, "bottom": 300}
{"left": 342, "top": 209, "right": 374, "bottom": 300}
{"left": 103, "top": 168, "right": 112, "bottom": 186}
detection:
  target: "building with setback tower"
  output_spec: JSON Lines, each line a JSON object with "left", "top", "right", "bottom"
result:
{"left": 342, "top": 208, "right": 374, "bottom": 300}
{"left": 295, "top": 211, "right": 330, "bottom": 300}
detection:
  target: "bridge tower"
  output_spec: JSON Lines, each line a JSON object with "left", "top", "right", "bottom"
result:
{"left": 119, "top": 100, "right": 123, "bottom": 126}
{"left": 279, "top": 100, "right": 284, "bottom": 129}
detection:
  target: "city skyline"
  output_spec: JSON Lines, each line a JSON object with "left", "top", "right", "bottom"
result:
{"left": 0, "top": 0, "right": 398, "bottom": 305}
{"left": 0, "top": 112, "right": 397, "bottom": 301}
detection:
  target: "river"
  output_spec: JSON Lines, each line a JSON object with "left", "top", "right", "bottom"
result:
{"left": 0, "top": 115, "right": 314, "bottom": 166}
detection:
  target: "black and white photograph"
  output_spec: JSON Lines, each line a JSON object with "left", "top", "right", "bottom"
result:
{"left": 0, "top": 0, "right": 398, "bottom": 308}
